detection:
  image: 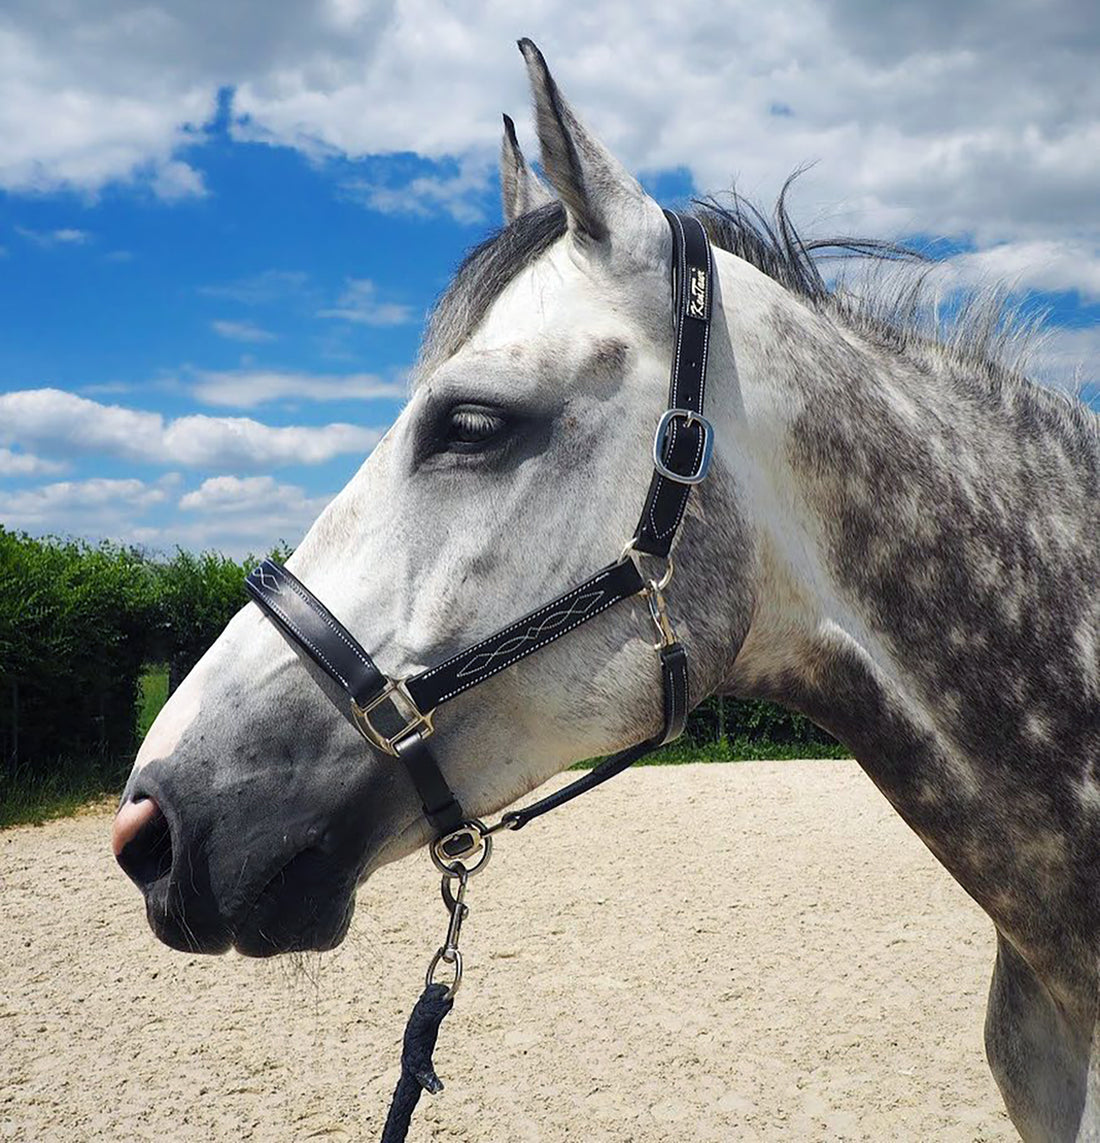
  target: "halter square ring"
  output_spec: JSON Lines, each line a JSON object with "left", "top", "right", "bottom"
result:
{"left": 652, "top": 408, "right": 714, "bottom": 485}
{"left": 352, "top": 678, "right": 435, "bottom": 755}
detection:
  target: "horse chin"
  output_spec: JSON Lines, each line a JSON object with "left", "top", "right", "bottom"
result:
{"left": 229, "top": 849, "right": 358, "bottom": 958}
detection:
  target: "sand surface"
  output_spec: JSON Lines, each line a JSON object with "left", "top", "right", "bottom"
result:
{"left": 1, "top": 760, "right": 1014, "bottom": 1142}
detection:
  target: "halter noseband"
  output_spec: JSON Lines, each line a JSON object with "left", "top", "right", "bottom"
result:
{"left": 245, "top": 209, "right": 714, "bottom": 860}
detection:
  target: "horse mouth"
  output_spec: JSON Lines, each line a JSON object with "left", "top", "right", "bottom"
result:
{"left": 230, "top": 847, "right": 357, "bottom": 958}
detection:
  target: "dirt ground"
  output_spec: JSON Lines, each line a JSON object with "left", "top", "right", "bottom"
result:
{"left": 1, "top": 760, "right": 1014, "bottom": 1142}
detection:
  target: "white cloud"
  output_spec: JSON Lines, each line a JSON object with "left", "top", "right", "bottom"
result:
{"left": 179, "top": 473, "right": 324, "bottom": 515}
{"left": 79, "top": 381, "right": 135, "bottom": 396}
{"left": 0, "top": 447, "right": 67, "bottom": 477}
{"left": 151, "top": 158, "right": 207, "bottom": 200}
{"left": 171, "top": 476, "right": 334, "bottom": 557}
{"left": 0, "top": 388, "right": 382, "bottom": 469}
{"left": 15, "top": 225, "right": 91, "bottom": 247}
{"left": 211, "top": 319, "right": 278, "bottom": 343}
{"left": 0, "top": 476, "right": 168, "bottom": 528}
{"left": 0, "top": 470, "right": 331, "bottom": 557}
{"left": 318, "top": 278, "right": 414, "bottom": 326}
{"left": 0, "top": 2, "right": 1098, "bottom": 295}
{"left": 0, "top": 11, "right": 213, "bottom": 199}
{"left": 947, "top": 241, "right": 1100, "bottom": 304}
{"left": 340, "top": 158, "right": 494, "bottom": 225}
{"left": 191, "top": 369, "right": 406, "bottom": 408}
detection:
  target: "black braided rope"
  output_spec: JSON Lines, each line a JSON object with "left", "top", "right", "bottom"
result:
{"left": 379, "top": 983, "right": 455, "bottom": 1142}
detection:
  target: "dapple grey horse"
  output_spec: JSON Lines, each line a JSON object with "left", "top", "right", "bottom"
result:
{"left": 113, "top": 40, "right": 1099, "bottom": 1141}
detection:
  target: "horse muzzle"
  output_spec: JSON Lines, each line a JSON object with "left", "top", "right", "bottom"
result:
{"left": 112, "top": 757, "right": 372, "bottom": 957}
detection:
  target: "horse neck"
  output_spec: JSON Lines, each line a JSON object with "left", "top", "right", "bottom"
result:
{"left": 708, "top": 252, "right": 1100, "bottom": 1000}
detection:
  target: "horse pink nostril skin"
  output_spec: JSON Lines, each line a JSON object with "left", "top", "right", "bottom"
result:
{"left": 112, "top": 796, "right": 162, "bottom": 859}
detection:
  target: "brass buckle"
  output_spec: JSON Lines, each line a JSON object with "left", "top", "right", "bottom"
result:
{"left": 351, "top": 678, "right": 435, "bottom": 756}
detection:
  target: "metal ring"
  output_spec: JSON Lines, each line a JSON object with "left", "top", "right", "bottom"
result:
{"left": 619, "top": 540, "right": 674, "bottom": 591}
{"left": 426, "top": 947, "right": 463, "bottom": 998}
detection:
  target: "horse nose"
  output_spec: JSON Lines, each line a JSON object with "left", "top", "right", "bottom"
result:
{"left": 112, "top": 796, "right": 174, "bottom": 889}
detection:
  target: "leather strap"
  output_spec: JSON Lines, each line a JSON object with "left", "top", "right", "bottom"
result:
{"left": 394, "top": 734, "right": 465, "bottom": 836}
{"left": 245, "top": 559, "right": 469, "bottom": 834}
{"left": 501, "top": 640, "right": 689, "bottom": 831}
{"left": 658, "top": 640, "right": 689, "bottom": 744}
{"left": 244, "top": 559, "right": 385, "bottom": 707}
{"left": 632, "top": 211, "right": 714, "bottom": 557}
{"left": 406, "top": 558, "right": 645, "bottom": 711}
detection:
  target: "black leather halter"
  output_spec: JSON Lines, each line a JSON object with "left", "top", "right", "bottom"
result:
{"left": 246, "top": 210, "right": 714, "bottom": 854}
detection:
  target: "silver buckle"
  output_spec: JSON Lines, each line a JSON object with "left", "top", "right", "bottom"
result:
{"left": 351, "top": 678, "right": 434, "bottom": 756}
{"left": 652, "top": 408, "right": 714, "bottom": 485}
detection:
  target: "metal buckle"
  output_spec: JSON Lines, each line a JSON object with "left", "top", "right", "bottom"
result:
{"left": 652, "top": 408, "right": 714, "bottom": 485}
{"left": 351, "top": 678, "right": 434, "bottom": 756}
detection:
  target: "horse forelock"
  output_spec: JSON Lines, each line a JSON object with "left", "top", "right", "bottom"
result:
{"left": 416, "top": 201, "right": 568, "bottom": 376}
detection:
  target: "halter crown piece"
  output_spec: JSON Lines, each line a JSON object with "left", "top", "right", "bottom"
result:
{"left": 244, "top": 211, "right": 715, "bottom": 1140}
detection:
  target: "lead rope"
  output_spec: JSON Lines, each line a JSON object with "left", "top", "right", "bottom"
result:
{"left": 378, "top": 983, "right": 453, "bottom": 1142}
{"left": 380, "top": 849, "right": 483, "bottom": 1141}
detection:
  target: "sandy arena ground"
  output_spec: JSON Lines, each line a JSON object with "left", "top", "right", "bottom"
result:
{"left": 1, "top": 760, "right": 1014, "bottom": 1142}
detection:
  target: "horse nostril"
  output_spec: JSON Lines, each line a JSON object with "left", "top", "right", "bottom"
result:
{"left": 112, "top": 796, "right": 173, "bottom": 889}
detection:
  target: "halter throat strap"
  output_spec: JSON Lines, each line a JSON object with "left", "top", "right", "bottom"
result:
{"left": 244, "top": 209, "right": 714, "bottom": 839}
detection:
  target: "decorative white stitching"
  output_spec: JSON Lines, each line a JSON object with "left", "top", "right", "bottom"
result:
{"left": 254, "top": 564, "right": 281, "bottom": 592}
{"left": 417, "top": 567, "right": 616, "bottom": 682}
{"left": 250, "top": 591, "right": 352, "bottom": 692}
{"left": 265, "top": 563, "right": 376, "bottom": 673}
{"left": 453, "top": 589, "right": 607, "bottom": 679}
{"left": 431, "top": 589, "right": 629, "bottom": 704}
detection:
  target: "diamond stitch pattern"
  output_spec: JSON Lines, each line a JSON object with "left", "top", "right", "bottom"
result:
{"left": 454, "top": 589, "right": 607, "bottom": 679}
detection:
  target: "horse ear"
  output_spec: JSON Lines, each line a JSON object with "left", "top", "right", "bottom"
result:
{"left": 501, "top": 114, "right": 554, "bottom": 224}
{"left": 517, "top": 38, "right": 661, "bottom": 250}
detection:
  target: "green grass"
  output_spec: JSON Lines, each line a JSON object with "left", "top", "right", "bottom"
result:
{"left": 0, "top": 753, "right": 131, "bottom": 829}
{"left": 137, "top": 666, "right": 169, "bottom": 738}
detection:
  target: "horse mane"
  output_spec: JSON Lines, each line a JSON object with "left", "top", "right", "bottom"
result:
{"left": 418, "top": 182, "right": 1097, "bottom": 446}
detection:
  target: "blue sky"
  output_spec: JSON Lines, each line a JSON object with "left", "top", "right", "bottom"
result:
{"left": 1, "top": 2, "right": 1097, "bottom": 556}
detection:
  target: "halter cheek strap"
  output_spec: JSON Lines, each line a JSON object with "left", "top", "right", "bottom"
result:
{"left": 244, "top": 209, "right": 714, "bottom": 842}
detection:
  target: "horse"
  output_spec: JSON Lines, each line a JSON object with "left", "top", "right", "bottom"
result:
{"left": 112, "top": 40, "right": 1099, "bottom": 1141}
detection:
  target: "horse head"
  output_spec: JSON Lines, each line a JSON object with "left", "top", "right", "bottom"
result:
{"left": 112, "top": 41, "right": 753, "bottom": 956}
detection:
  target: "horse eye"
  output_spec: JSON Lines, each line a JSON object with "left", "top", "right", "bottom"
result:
{"left": 446, "top": 406, "right": 505, "bottom": 447}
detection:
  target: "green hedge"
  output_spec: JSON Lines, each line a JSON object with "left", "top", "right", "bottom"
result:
{"left": 0, "top": 530, "right": 155, "bottom": 768}
{"left": 0, "top": 529, "right": 273, "bottom": 787}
